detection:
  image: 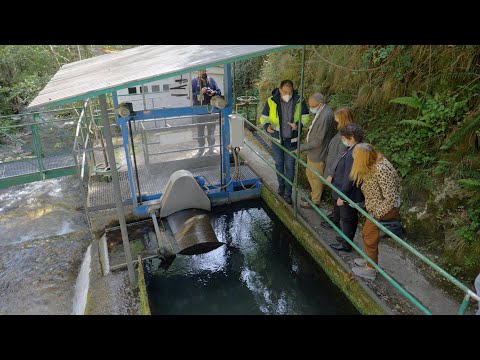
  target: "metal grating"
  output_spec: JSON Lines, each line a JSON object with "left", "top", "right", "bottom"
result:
{"left": 0, "top": 159, "right": 38, "bottom": 178}
{"left": 43, "top": 154, "right": 76, "bottom": 170}
{"left": 87, "top": 164, "right": 257, "bottom": 211}
{"left": 0, "top": 154, "right": 75, "bottom": 180}
{"left": 87, "top": 170, "right": 133, "bottom": 210}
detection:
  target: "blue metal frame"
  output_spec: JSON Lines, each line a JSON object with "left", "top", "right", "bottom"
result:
{"left": 112, "top": 63, "right": 259, "bottom": 215}
{"left": 120, "top": 120, "right": 139, "bottom": 208}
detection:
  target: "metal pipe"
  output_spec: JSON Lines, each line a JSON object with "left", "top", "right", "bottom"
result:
{"left": 232, "top": 62, "right": 236, "bottom": 111}
{"left": 0, "top": 106, "right": 84, "bottom": 120}
{"left": 150, "top": 211, "right": 164, "bottom": 250}
{"left": 72, "top": 145, "right": 124, "bottom": 153}
{"left": 89, "top": 101, "right": 108, "bottom": 167}
{"left": 109, "top": 255, "right": 159, "bottom": 272}
{"left": 219, "top": 112, "right": 223, "bottom": 186}
{"left": 129, "top": 118, "right": 142, "bottom": 205}
{"left": 458, "top": 294, "right": 471, "bottom": 315}
{"left": 293, "top": 45, "right": 306, "bottom": 216}
{"left": 148, "top": 144, "right": 220, "bottom": 156}
{"left": 141, "top": 84, "right": 147, "bottom": 110}
{"left": 99, "top": 94, "right": 136, "bottom": 287}
{"left": 142, "top": 121, "right": 218, "bottom": 133}
{"left": 150, "top": 211, "right": 174, "bottom": 255}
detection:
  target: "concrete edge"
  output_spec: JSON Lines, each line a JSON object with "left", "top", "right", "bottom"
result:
{"left": 137, "top": 255, "right": 151, "bottom": 315}
{"left": 84, "top": 237, "right": 99, "bottom": 315}
{"left": 260, "top": 182, "right": 393, "bottom": 315}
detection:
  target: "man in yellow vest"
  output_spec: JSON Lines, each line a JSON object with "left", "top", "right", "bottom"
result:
{"left": 260, "top": 80, "right": 309, "bottom": 204}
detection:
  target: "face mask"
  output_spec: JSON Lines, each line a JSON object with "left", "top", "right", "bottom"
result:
{"left": 310, "top": 106, "right": 319, "bottom": 114}
{"left": 341, "top": 138, "right": 350, "bottom": 147}
{"left": 201, "top": 73, "right": 207, "bottom": 80}
{"left": 282, "top": 94, "right": 292, "bottom": 102}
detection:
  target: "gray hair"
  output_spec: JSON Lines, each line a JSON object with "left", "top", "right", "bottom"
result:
{"left": 310, "top": 93, "right": 325, "bottom": 104}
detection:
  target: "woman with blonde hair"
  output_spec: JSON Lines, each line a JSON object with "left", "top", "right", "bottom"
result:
{"left": 350, "top": 143, "right": 401, "bottom": 281}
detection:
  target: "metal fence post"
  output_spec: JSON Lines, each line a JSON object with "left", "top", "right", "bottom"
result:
{"left": 32, "top": 113, "right": 45, "bottom": 179}
{"left": 293, "top": 45, "right": 306, "bottom": 217}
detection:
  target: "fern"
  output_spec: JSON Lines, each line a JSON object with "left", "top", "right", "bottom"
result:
{"left": 441, "top": 114, "right": 480, "bottom": 150}
{"left": 400, "top": 119, "right": 433, "bottom": 128}
{"left": 432, "top": 71, "right": 480, "bottom": 82}
{"left": 390, "top": 96, "right": 422, "bottom": 110}
{"left": 458, "top": 179, "right": 480, "bottom": 191}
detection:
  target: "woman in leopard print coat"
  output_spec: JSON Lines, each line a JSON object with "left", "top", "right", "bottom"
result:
{"left": 349, "top": 143, "right": 401, "bottom": 281}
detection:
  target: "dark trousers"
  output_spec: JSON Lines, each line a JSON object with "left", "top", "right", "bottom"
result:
{"left": 332, "top": 201, "right": 359, "bottom": 243}
{"left": 194, "top": 114, "right": 216, "bottom": 147}
{"left": 332, "top": 203, "right": 340, "bottom": 224}
{"left": 271, "top": 142, "right": 296, "bottom": 196}
{"left": 340, "top": 203, "right": 359, "bottom": 241}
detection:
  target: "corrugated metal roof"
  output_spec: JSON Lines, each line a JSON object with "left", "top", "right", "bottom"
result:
{"left": 29, "top": 45, "right": 297, "bottom": 108}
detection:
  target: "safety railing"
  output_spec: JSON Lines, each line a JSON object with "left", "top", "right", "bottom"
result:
{"left": 0, "top": 107, "right": 82, "bottom": 185}
{"left": 138, "top": 115, "right": 222, "bottom": 171}
{"left": 72, "top": 98, "right": 119, "bottom": 187}
{"left": 241, "top": 115, "right": 480, "bottom": 315}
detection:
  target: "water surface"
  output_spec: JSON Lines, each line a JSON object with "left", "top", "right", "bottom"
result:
{"left": 145, "top": 199, "right": 359, "bottom": 315}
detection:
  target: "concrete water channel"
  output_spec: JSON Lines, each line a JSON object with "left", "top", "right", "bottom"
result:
{"left": 144, "top": 199, "right": 358, "bottom": 315}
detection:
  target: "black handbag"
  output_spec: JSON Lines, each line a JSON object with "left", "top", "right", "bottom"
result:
{"left": 378, "top": 220, "right": 404, "bottom": 239}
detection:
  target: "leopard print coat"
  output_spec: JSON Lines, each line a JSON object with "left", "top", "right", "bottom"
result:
{"left": 360, "top": 157, "right": 401, "bottom": 219}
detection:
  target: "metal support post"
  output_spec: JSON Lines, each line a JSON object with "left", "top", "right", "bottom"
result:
{"left": 99, "top": 94, "right": 136, "bottom": 286}
{"left": 293, "top": 45, "right": 306, "bottom": 216}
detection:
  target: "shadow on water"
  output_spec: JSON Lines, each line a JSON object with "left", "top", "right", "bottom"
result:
{"left": 144, "top": 199, "right": 359, "bottom": 315}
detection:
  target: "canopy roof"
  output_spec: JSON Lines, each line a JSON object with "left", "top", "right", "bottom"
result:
{"left": 29, "top": 45, "right": 298, "bottom": 108}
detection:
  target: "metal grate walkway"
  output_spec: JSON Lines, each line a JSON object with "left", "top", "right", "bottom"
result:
{"left": 87, "top": 164, "right": 257, "bottom": 211}
{"left": 0, "top": 154, "right": 76, "bottom": 179}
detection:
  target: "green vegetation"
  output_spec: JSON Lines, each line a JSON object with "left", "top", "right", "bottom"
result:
{"left": 0, "top": 45, "right": 136, "bottom": 126}
{"left": 137, "top": 257, "right": 151, "bottom": 315}
{"left": 247, "top": 45, "right": 480, "bottom": 282}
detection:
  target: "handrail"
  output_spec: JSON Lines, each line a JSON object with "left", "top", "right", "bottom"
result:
{"left": 0, "top": 117, "right": 80, "bottom": 129}
{"left": 73, "top": 99, "right": 90, "bottom": 151}
{"left": 142, "top": 121, "right": 218, "bottom": 133}
{"left": 80, "top": 108, "right": 96, "bottom": 181}
{"left": 0, "top": 130, "right": 36, "bottom": 153}
{"left": 35, "top": 114, "right": 73, "bottom": 141}
{"left": 242, "top": 115, "right": 480, "bottom": 314}
{"left": 0, "top": 106, "right": 84, "bottom": 120}
{"left": 243, "top": 140, "right": 431, "bottom": 314}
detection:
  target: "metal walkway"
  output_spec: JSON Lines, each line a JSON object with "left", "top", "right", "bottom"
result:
{"left": 87, "top": 164, "right": 257, "bottom": 211}
{"left": 0, "top": 154, "right": 76, "bottom": 188}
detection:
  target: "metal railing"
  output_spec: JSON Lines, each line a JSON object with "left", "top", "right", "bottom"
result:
{"left": 72, "top": 98, "right": 119, "bottom": 187}
{"left": 0, "top": 107, "right": 82, "bottom": 185}
{"left": 139, "top": 115, "right": 221, "bottom": 170}
{"left": 241, "top": 115, "right": 480, "bottom": 315}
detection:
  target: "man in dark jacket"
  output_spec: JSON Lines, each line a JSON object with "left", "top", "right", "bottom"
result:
{"left": 192, "top": 69, "right": 222, "bottom": 156}
{"left": 260, "top": 80, "right": 309, "bottom": 204}
{"left": 293, "top": 93, "right": 336, "bottom": 208}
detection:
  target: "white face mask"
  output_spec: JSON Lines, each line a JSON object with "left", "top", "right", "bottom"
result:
{"left": 341, "top": 138, "right": 350, "bottom": 147}
{"left": 282, "top": 94, "right": 292, "bottom": 102}
{"left": 310, "top": 106, "right": 319, "bottom": 114}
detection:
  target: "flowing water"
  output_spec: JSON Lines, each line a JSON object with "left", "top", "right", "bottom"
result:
{"left": 0, "top": 176, "right": 92, "bottom": 314}
{"left": 144, "top": 199, "right": 359, "bottom": 315}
